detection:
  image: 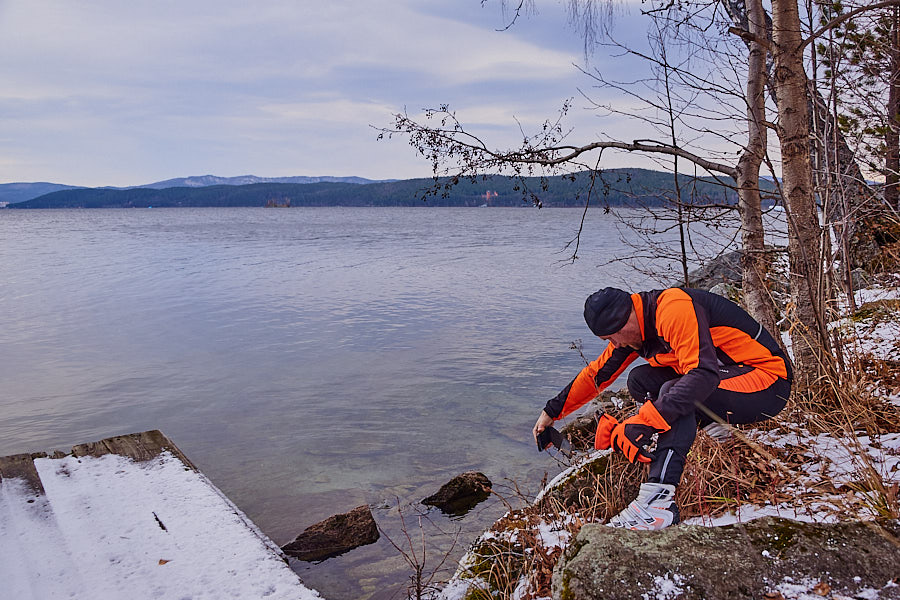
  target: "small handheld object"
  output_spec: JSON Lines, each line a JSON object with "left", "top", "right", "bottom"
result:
{"left": 536, "top": 426, "right": 572, "bottom": 458}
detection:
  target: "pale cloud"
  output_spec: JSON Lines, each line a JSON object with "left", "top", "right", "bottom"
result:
{"left": 0, "top": 0, "right": 653, "bottom": 186}
{"left": 259, "top": 99, "right": 400, "bottom": 125}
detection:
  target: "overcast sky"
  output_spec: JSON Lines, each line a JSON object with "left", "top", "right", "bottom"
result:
{"left": 1, "top": 0, "right": 660, "bottom": 187}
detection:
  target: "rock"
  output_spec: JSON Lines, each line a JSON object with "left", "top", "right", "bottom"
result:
{"left": 681, "top": 246, "right": 789, "bottom": 297}
{"left": 282, "top": 505, "right": 379, "bottom": 562}
{"left": 708, "top": 282, "right": 741, "bottom": 303}
{"left": 423, "top": 471, "right": 492, "bottom": 516}
{"left": 553, "top": 517, "right": 900, "bottom": 600}
{"left": 685, "top": 249, "right": 743, "bottom": 290}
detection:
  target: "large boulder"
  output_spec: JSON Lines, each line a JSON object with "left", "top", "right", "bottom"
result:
{"left": 681, "top": 246, "right": 789, "bottom": 299}
{"left": 282, "top": 505, "right": 379, "bottom": 562}
{"left": 553, "top": 517, "right": 900, "bottom": 600}
{"left": 684, "top": 249, "right": 743, "bottom": 290}
{"left": 423, "top": 471, "right": 492, "bottom": 516}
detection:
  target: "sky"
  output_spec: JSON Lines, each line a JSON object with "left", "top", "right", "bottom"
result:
{"left": 0, "top": 0, "right": 667, "bottom": 187}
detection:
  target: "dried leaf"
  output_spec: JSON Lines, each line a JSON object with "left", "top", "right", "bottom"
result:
{"left": 813, "top": 582, "right": 831, "bottom": 596}
{"left": 764, "top": 593, "right": 786, "bottom": 600}
{"left": 158, "top": 559, "right": 171, "bottom": 565}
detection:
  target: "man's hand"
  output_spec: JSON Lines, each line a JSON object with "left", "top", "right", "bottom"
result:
{"left": 609, "top": 401, "right": 671, "bottom": 463}
{"left": 533, "top": 410, "right": 554, "bottom": 445}
{"left": 594, "top": 413, "right": 619, "bottom": 450}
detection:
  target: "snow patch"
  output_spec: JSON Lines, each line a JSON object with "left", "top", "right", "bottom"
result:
{"left": 642, "top": 573, "right": 685, "bottom": 600}
{"left": 0, "top": 451, "right": 320, "bottom": 600}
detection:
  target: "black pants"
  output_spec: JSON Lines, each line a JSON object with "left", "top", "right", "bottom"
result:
{"left": 626, "top": 364, "right": 790, "bottom": 486}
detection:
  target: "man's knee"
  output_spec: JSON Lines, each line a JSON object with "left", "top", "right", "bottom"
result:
{"left": 659, "top": 378, "right": 679, "bottom": 400}
{"left": 627, "top": 365, "right": 679, "bottom": 402}
{"left": 626, "top": 366, "right": 653, "bottom": 401}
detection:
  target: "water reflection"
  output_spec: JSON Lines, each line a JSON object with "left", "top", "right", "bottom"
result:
{"left": 0, "top": 207, "right": 678, "bottom": 599}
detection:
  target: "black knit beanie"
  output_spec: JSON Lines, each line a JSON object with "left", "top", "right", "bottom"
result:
{"left": 583, "top": 287, "right": 632, "bottom": 336}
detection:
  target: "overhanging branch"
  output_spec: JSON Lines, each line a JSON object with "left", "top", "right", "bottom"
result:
{"left": 390, "top": 116, "right": 739, "bottom": 179}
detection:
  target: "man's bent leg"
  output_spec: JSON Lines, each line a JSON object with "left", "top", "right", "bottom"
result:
{"left": 648, "top": 377, "right": 697, "bottom": 486}
{"left": 609, "top": 370, "right": 685, "bottom": 529}
{"left": 697, "top": 376, "right": 790, "bottom": 428}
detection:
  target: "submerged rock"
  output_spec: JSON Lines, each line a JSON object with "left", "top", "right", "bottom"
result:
{"left": 423, "top": 471, "right": 492, "bottom": 516}
{"left": 282, "top": 505, "right": 379, "bottom": 562}
{"left": 553, "top": 516, "right": 900, "bottom": 600}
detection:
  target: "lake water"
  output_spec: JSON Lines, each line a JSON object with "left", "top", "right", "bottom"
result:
{"left": 0, "top": 207, "right": 691, "bottom": 598}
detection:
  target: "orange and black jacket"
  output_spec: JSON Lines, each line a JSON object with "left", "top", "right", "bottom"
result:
{"left": 543, "top": 288, "right": 792, "bottom": 425}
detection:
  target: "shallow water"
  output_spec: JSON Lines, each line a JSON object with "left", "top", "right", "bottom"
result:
{"left": 1, "top": 206, "right": 688, "bottom": 598}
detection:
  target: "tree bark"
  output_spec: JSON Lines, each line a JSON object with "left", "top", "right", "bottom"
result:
{"left": 736, "top": 0, "right": 781, "bottom": 345}
{"left": 886, "top": 6, "right": 900, "bottom": 210}
{"left": 771, "top": 0, "right": 829, "bottom": 387}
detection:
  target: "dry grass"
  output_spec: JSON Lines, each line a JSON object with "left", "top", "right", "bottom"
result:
{"left": 676, "top": 434, "right": 800, "bottom": 522}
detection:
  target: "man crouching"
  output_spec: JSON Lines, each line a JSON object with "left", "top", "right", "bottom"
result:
{"left": 533, "top": 287, "right": 792, "bottom": 530}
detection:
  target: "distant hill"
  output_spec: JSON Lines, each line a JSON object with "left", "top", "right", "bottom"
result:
{"left": 0, "top": 174, "right": 387, "bottom": 204}
{"left": 138, "top": 174, "right": 388, "bottom": 189}
{"left": 9, "top": 169, "right": 753, "bottom": 209}
{"left": 0, "top": 182, "right": 83, "bottom": 204}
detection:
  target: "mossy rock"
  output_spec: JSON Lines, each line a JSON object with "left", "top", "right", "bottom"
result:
{"left": 452, "top": 516, "right": 529, "bottom": 600}
{"left": 553, "top": 517, "right": 900, "bottom": 600}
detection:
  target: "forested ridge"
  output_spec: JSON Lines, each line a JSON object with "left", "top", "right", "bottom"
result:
{"left": 9, "top": 168, "right": 751, "bottom": 208}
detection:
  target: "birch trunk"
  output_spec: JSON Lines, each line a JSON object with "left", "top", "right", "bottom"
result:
{"left": 886, "top": 7, "right": 900, "bottom": 210}
{"left": 736, "top": 0, "right": 780, "bottom": 345}
{"left": 772, "top": 0, "right": 830, "bottom": 386}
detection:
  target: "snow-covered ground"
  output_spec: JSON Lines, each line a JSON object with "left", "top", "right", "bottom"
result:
{"left": 0, "top": 451, "right": 321, "bottom": 600}
{"left": 684, "top": 430, "right": 900, "bottom": 527}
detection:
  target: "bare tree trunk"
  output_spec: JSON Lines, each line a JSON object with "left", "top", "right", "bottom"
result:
{"left": 887, "top": 6, "right": 900, "bottom": 210}
{"left": 736, "top": 0, "right": 780, "bottom": 344}
{"left": 772, "top": 0, "right": 829, "bottom": 387}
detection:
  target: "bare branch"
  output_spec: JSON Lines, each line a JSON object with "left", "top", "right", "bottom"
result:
{"left": 727, "top": 25, "right": 773, "bottom": 50}
{"left": 388, "top": 109, "right": 740, "bottom": 179}
{"left": 489, "top": 0, "right": 533, "bottom": 31}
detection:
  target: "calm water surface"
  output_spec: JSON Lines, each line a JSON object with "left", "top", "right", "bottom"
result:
{"left": 1, "top": 207, "right": 683, "bottom": 598}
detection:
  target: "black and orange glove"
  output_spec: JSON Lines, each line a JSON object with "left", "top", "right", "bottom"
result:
{"left": 609, "top": 401, "right": 671, "bottom": 463}
{"left": 594, "top": 413, "right": 619, "bottom": 450}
